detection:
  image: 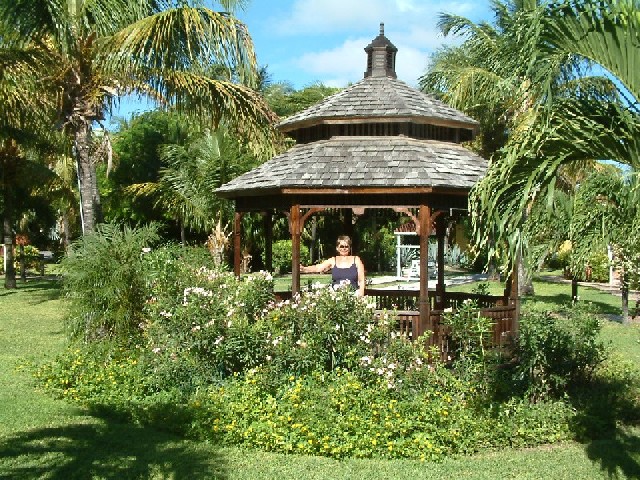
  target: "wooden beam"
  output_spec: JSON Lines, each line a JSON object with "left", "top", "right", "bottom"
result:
{"left": 435, "top": 215, "right": 446, "bottom": 309}
{"left": 233, "top": 211, "right": 242, "bottom": 276}
{"left": 279, "top": 115, "right": 478, "bottom": 132}
{"left": 416, "top": 205, "right": 432, "bottom": 342}
{"left": 282, "top": 187, "right": 436, "bottom": 195}
{"left": 510, "top": 255, "right": 520, "bottom": 333}
{"left": 290, "top": 205, "right": 301, "bottom": 294}
{"left": 263, "top": 211, "right": 273, "bottom": 272}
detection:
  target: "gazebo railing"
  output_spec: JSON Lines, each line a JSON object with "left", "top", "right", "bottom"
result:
{"left": 363, "top": 288, "right": 508, "bottom": 311}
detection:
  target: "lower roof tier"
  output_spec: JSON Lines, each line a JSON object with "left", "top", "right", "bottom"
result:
{"left": 217, "top": 136, "right": 488, "bottom": 198}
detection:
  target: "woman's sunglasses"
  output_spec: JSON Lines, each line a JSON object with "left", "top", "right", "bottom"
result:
{"left": 337, "top": 244, "right": 350, "bottom": 249}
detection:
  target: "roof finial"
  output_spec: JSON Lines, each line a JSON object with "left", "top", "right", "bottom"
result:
{"left": 364, "top": 23, "right": 398, "bottom": 78}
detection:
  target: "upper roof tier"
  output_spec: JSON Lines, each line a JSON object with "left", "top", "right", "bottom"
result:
{"left": 278, "top": 23, "right": 478, "bottom": 136}
{"left": 278, "top": 76, "right": 480, "bottom": 133}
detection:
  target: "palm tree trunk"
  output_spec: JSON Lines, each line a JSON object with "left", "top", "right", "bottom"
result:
{"left": 518, "top": 256, "right": 535, "bottom": 296}
{"left": 74, "top": 121, "right": 102, "bottom": 233}
{"left": 1, "top": 152, "right": 16, "bottom": 289}
{"left": 3, "top": 207, "right": 16, "bottom": 289}
{"left": 621, "top": 273, "right": 630, "bottom": 325}
{"left": 180, "top": 220, "right": 186, "bottom": 246}
{"left": 19, "top": 244, "right": 26, "bottom": 281}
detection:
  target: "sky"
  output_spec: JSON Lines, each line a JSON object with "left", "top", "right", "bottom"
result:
{"left": 235, "top": 0, "right": 493, "bottom": 89}
{"left": 110, "top": 0, "right": 494, "bottom": 123}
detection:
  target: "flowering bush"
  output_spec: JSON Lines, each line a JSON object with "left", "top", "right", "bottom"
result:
{"left": 38, "top": 233, "right": 618, "bottom": 461}
{"left": 186, "top": 367, "right": 573, "bottom": 460}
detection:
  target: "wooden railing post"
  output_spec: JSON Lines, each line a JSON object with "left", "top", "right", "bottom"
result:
{"left": 233, "top": 211, "right": 243, "bottom": 276}
{"left": 290, "top": 205, "right": 301, "bottom": 294}
{"left": 417, "top": 205, "right": 432, "bottom": 342}
{"left": 263, "top": 211, "right": 273, "bottom": 272}
{"left": 435, "top": 214, "right": 446, "bottom": 309}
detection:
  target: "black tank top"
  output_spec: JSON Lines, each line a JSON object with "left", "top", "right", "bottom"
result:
{"left": 331, "top": 257, "right": 358, "bottom": 290}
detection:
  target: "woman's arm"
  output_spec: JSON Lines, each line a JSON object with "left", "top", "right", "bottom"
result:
{"left": 300, "top": 258, "right": 333, "bottom": 274}
{"left": 355, "top": 256, "right": 366, "bottom": 297}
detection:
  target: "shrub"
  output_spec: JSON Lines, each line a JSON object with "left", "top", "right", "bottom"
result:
{"left": 61, "top": 222, "right": 160, "bottom": 341}
{"left": 510, "top": 302, "right": 605, "bottom": 401}
{"left": 269, "top": 240, "right": 310, "bottom": 274}
{"left": 15, "top": 245, "right": 42, "bottom": 270}
{"left": 441, "top": 300, "right": 496, "bottom": 384}
{"left": 42, "top": 247, "right": 617, "bottom": 461}
{"left": 142, "top": 265, "right": 275, "bottom": 388}
{"left": 187, "top": 368, "right": 574, "bottom": 460}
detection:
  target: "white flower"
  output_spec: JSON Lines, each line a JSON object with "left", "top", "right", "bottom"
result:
{"left": 266, "top": 355, "right": 272, "bottom": 361}
{"left": 444, "top": 307, "right": 453, "bottom": 313}
{"left": 159, "top": 311, "right": 173, "bottom": 318}
{"left": 214, "top": 336, "right": 224, "bottom": 345}
{"left": 152, "top": 347, "right": 161, "bottom": 354}
{"left": 141, "top": 247, "right": 151, "bottom": 254}
{"left": 191, "top": 325, "right": 201, "bottom": 332}
{"left": 360, "top": 356, "right": 372, "bottom": 365}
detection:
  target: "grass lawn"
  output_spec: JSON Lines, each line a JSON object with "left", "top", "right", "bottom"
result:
{"left": 1, "top": 275, "right": 639, "bottom": 479}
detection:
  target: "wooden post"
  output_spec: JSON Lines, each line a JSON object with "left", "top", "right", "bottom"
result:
{"left": 435, "top": 215, "right": 446, "bottom": 309}
{"left": 263, "top": 211, "right": 273, "bottom": 272}
{"left": 343, "top": 208, "right": 353, "bottom": 238}
{"left": 416, "top": 205, "right": 432, "bottom": 342}
{"left": 510, "top": 255, "right": 520, "bottom": 333}
{"left": 233, "top": 211, "right": 242, "bottom": 276}
{"left": 290, "top": 205, "right": 301, "bottom": 294}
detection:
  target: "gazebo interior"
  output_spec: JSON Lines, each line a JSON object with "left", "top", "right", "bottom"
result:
{"left": 217, "top": 24, "right": 519, "bottom": 355}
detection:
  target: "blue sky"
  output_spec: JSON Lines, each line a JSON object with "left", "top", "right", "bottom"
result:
{"left": 110, "top": 0, "right": 494, "bottom": 123}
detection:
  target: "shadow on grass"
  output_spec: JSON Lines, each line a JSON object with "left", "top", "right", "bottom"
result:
{"left": 584, "top": 428, "right": 640, "bottom": 480}
{"left": 0, "top": 277, "right": 62, "bottom": 304}
{"left": 0, "top": 420, "right": 227, "bottom": 480}
{"left": 569, "top": 375, "right": 640, "bottom": 479}
{"left": 521, "top": 292, "right": 620, "bottom": 316}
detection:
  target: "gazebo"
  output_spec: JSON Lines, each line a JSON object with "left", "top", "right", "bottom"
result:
{"left": 217, "top": 24, "right": 519, "bottom": 350}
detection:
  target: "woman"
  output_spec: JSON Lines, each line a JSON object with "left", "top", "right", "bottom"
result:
{"left": 300, "top": 235, "right": 366, "bottom": 297}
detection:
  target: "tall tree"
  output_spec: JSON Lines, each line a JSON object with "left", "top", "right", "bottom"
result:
{"left": 468, "top": 0, "right": 639, "bottom": 271}
{"left": 0, "top": 0, "right": 278, "bottom": 234}
{"left": 420, "top": 0, "right": 590, "bottom": 292}
{"left": 569, "top": 168, "right": 640, "bottom": 323}
{"left": 0, "top": 24, "right": 58, "bottom": 287}
{"left": 125, "top": 124, "right": 256, "bottom": 243}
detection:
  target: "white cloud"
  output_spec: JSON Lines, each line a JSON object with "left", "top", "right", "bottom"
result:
{"left": 275, "top": 0, "right": 387, "bottom": 35}
{"left": 274, "top": 0, "right": 484, "bottom": 36}
{"left": 294, "top": 38, "right": 368, "bottom": 83}
{"left": 264, "top": 0, "right": 491, "bottom": 88}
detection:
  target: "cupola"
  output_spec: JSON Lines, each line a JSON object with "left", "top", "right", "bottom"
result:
{"left": 364, "top": 23, "right": 397, "bottom": 78}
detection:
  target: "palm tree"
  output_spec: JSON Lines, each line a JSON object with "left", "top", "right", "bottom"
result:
{"left": 420, "top": 0, "right": 593, "bottom": 292}
{"left": 126, "top": 125, "right": 254, "bottom": 243}
{"left": 0, "top": 0, "right": 278, "bottom": 234}
{"left": 569, "top": 168, "right": 640, "bottom": 323}
{"left": 466, "top": 0, "right": 639, "bottom": 270}
{"left": 0, "top": 24, "right": 58, "bottom": 287}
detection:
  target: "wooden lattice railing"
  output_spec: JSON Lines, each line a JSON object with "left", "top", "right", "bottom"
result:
{"left": 274, "top": 288, "right": 517, "bottom": 360}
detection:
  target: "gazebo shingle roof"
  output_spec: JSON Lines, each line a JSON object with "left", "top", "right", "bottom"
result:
{"left": 217, "top": 136, "right": 488, "bottom": 196}
{"left": 278, "top": 76, "right": 479, "bottom": 132}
